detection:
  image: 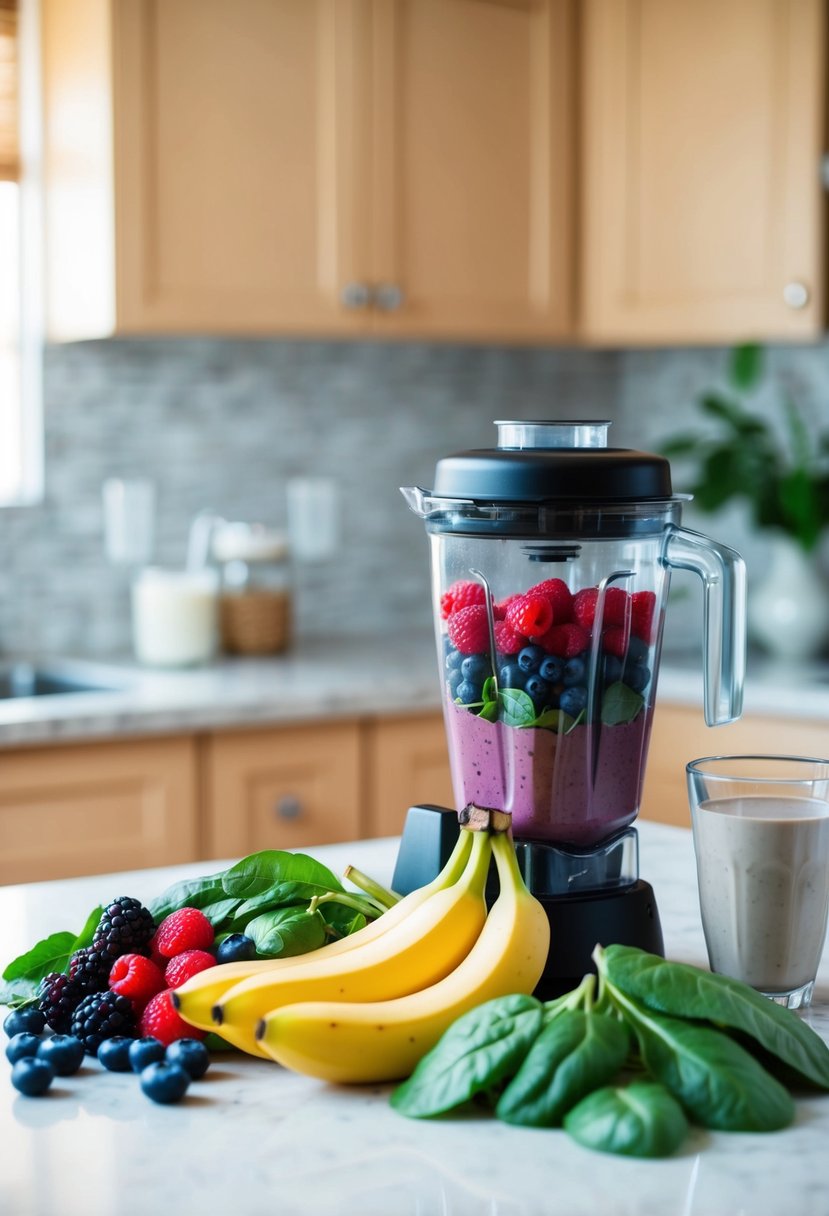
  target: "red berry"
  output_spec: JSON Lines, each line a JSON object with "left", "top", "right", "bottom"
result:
{"left": 505, "top": 594, "right": 554, "bottom": 641}
{"left": 440, "top": 580, "right": 485, "bottom": 619}
{"left": 139, "top": 989, "right": 205, "bottom": 1046}
{"left": 447, "top": 604, "right": 490, "bottom": 655}
{"left": 603, "top": 587, "right": 630, "bottom": 626}
{"left": 631, "top": 591, "right": 656, "bottom": 642}
{"left": 603, "top": 625, "right": 631, "bottom": 659}
{"left": 573, "top": 586, "right": 629, "bottom": 629}
{"left": 528, "top": 578, "right": 573, "bottom": 622}
{"left": 573, "top": 587, "right": 599, "bottom": 630}
{"left": 494, "top": 619, "right": 523, "bottom": 655}
{"left": 108, "top": 953, "right": 166, "bottom": 1013}
{"left": 151, "top": 908, "right": 214, "bottom": 960}
{"left": 494, "top": 593, "right": 522, "bottom": 621}
{"left": 539, "top": 623, "right": 590, "bottom": 658}
{"left": 165, "top": 950, "right": 217, "bottom": 989}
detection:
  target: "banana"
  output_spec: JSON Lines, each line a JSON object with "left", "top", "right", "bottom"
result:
{"left": 211, "top": 829, "right": 492, "bottom": 1057}
{"left": 173, "top": 827, "right": 474, "bottom": 1040}
{"left": 256, "top": 830, "right": 550, "bottom": 1084}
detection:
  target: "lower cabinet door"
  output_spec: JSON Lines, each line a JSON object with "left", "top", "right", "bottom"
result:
{"left": 203, "top": 721, "right": 363, "bottom": 858}
{"left": 365, "top": 712, "right": 455, "bottom": 839}
{"left": 0, "top": 736, "right": 199, "bottom": 884}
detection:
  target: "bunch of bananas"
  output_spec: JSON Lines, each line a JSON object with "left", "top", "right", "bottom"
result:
{"left": 173, "top": 825, "right": 550, "bottom": 1084}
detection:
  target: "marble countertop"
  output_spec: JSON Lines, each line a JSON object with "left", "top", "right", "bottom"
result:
{"left": 0, "top": 635, "right": 827, "bottom": 749}
{"left": 1, "top": 821, "right": 828, "bottom": 1216}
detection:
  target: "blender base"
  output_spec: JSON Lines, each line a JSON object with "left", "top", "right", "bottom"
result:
{"left": 391, "top": 804, "right": 664, "bottom": 1000}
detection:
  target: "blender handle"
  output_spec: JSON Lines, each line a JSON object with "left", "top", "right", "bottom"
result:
{"left": 663, "top": 526, "right": 747, "bottom": 726}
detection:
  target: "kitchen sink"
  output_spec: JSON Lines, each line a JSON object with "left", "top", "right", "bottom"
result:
{"left": 0, "top": 663, "right": 122, "bottom": 699}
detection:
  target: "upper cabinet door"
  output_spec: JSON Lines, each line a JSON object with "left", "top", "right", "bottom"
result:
{"left": 580, "top": 0, "right": 826, "bottom": 344}
{"left": 369, "top": 0, "right": 574, "bottom": 341}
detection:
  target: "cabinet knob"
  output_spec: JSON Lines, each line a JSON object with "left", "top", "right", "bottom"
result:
{"left": 274, "top": 794, "right": 303, "bottom": 821}
{"left": 341, "top": 281, "right": 372, "bottom": 310}
{"left": 374, "top": 282, "right": 405, "bottom": 312}
{"left": 783, "top": 281, "right": 810, "bottom": 310}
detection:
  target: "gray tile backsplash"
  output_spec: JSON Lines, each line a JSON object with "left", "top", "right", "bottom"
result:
{"left": 1, "top": 337, "right": 826, "bottom": 658}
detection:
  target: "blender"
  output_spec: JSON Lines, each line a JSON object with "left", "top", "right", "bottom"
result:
{"left": 396, "top": 420, "right": 746, "bottom": 996}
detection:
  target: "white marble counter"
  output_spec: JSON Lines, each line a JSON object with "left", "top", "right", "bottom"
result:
{"left": 0, "top": 636, "right": 827, "bottom": 749}
{"left": 1, "top": 821, "right": 828, "bottom": 1216}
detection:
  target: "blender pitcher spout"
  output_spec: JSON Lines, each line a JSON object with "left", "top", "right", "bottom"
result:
{"left": 663, "top": 526, "right": 747, "bottom": 726}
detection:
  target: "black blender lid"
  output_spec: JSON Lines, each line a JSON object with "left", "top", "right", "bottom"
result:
{"left": 432, "top": 420, "right": 673, "bottom": 503}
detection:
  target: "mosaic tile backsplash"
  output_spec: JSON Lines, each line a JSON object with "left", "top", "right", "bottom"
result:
{"left": 1, "top": 338, "right": 827, "bottom": 658}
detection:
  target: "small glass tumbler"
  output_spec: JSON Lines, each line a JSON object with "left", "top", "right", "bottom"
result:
{"left": 687, "top": 755, "right": 829, "bottom": 1009}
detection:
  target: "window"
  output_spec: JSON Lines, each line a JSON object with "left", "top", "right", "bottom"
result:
{"left": 0, "top": 0, "right": 41, "bottom": 506}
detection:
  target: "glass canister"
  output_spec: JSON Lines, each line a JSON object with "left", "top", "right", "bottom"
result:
{"left": 212, "top": 522, "right": 293, "bottom": 655}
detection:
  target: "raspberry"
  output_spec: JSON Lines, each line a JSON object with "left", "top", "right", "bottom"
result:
{"left": 505, "top": 594, "right": 554, "bottom": 641}
{"left": 447, "top": 605, "right": 490, "bottom": 655}
{"left": 151, "top": 908, "right": 215, "bottom": 960}
{"left": 529, "top": 578, "right": 573, "bottom": 622}
{"left": 603, "top": 625, "right": 631, "bottom": 659}
{"left": 93, "top": 896, "right": 155, "bottom": 962}
{"left": 573, "top": 587, "right": 598, "bottom": 630}
{"left": 494, "top": 593, "right": 522, "bottom": 621}
{"left": 70, "top": 991, "right": 136, "bottom": 1055}
{"left": 573, "top": 586, "right": 628, "bottom": 630}
{"left": 631, "top": 591, "right": 656, "bottom": 642}
{"left": 539, "top": 623, "right": 590, "bottom": 658}
{"left": 109, "top": 953, "right": 167, "bottom": 1013}
{"left": 494, "top": 619, "right": 523, "bottom": 655}
{"left": 68, "top": 946, "right": 110, "bottom": 996}
{"left": 603, "top": 587, "right": 630, "bottom": 626}
{"left": 139, "top": 990, "right": 205, "bottom": 1046}
{"left": 164, "top": 950, "right": 216, "bottom": 989}
{"left": 440, "top": 580, "right": 485, "bottom": 619}
{"left": 38, "top": 972, "right": 84, "bottom": 1034}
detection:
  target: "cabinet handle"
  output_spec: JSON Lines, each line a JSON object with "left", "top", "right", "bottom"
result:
{"left": 274, "top": 794, "right": 303, "bottom": 821}
{"left": 340, "top": 281, "right": 372, "bottom": 310}
{"left": 374, "top": 282, "right": 405, "bottom": 312}
{"left": 783, "top": 281, "right": 810, "bottom": 310}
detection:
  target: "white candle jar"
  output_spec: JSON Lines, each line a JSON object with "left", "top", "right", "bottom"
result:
{"left": 131, "top": 567, "right": 220, "bottom": 667}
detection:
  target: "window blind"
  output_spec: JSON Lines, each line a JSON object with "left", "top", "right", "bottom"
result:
{"left": 0, "top": 0, "right": 18, "bottom": 183}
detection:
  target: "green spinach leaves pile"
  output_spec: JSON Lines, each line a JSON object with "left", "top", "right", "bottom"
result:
{"left": 392, "top": 944, "right": 829, "bottom": 1158}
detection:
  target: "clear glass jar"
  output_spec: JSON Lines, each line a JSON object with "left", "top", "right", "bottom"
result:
{"left": 212, "top": 523, "right": 292, "bottom": 655}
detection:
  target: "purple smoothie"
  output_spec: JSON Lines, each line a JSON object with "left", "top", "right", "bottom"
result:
{"left": 444, "top": 699, "right": 654, "bottom": 847}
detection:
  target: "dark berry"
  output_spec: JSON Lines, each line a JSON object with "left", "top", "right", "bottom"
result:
{"left": 92, "top": 896, "right": 155, "bottom": 961}
{"left": 602, "top": 655, "right": 623, "bottom": 685}
{"left": 560, "top": 687, "right": 588, "bottom": 717}
{"left": 4, "top": 1008, "right": 45, "bottom": 1038}
{"left": 140, "top": 1060, "right": 190, "bottom": 1104}
{"left": 517, "top": 645, "right": 544, "bottom": 673}
{"left": 166, "top": 1038, "right": 210, "bottom": 1080}
{"left": 6, "top": 1033, "right": 41, "bottom": 1064}
{"left": 68, "top": 946, "right": 111, "bottom": 995}
{"left": 70, "top": 991, "right": 136, "bottom": 1056}
{"left": 538, "top": 655, "right": 564, "bottom": 683}
{"left": 624, "top": 664, "right": 651, "bottom": 694}
{"left": 461, "top": 654, "right": 491, "bottom": 683}
{"left": 11, "top": 1057, "right": 54, "bottom": 1096}
{"left": 216, "top": 934, "right": 256, "bottom": 964}
{"left": 129, "top": 1036, "right": 166, "bottom": 1073}
{"left": 97, "top": 1036, "right": 134, "bottom": 1072}
{"left": 499, "top": 663, "right": 525, "bottom": 690}
{"left": 626, "top": 635, "right": 650, "bottom": 665}
{"left": 455, "top": 680, "right": 480, "bottom": 705}
{"left": 524, "top": 675, "right": 551, "bottom": 708}
{"left": 562, "top": 656, "right": 587, "bottom": 687}
{"left": 37, "top": 1035, "right": 84, "bottom": 1076}
{"left": 38, "top": 972, "right": 84, "bottom": 1034}
{"left": 444, "top": 643, "right": 463, "bottom": 669}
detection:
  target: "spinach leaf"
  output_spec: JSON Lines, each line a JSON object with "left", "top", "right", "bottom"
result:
{"left": 496, "top": 1010, "right": 629, "bottom": 1127}
{"left": 601, "top": 682, "right": 644, "bottom": 726}
{"left": 245, "top": 906, "right": 327, "bottom": 958}
{"left": 533, "top": 708, "right": 578, "bottom": 733}
{"left": 564, "top": 1082, "right": 689, "bottom": 1158}
{"left": 2, "top": 931, "right": 77, "bottom": 985}
{"left": 391, "top": 994, "right": 543, "bottom": 1117}
{"left": 148, "top": 872, "right": 228, "bottom": 922}
{"left": 317, "top": 899, "right": 367, "bottom": 938}
{"left": 603, "top": 944, "right": 829, "bottom": 1090}
{"left": 498, "top": 689, "right": 537, "bottom": 728}
{"left": 197, "top": 898, "right": 243, "bottom": 930}
{"left": 69, "top": 905, "right": 104, "bottom": 953}
{"left": 222, "top": 850, "right": 344, "bottom": 906}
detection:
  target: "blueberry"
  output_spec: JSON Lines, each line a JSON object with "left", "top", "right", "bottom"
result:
{"left": 461, "top": 654, "right": 491, "bottom": 683}
{"left": 539, "top": 655, "right": 564, "bottom": 683}
{"left": 447, "top": 668, "right": 463, "bottom": 698}
{"left": 602, "top": 655, "right": 623, "bottom": 685}
{"left": 6, "top": 1033, "right": 41, "bottom": 1064}
{"left": 559, "top": 687, "right": 588, "bottom": 717}
{"left": 562, "top": 656, "right": 586, "bottom": 687}
{"left": 624, "top": 665, "right": 651, "bottom": 694}
{"left": 37, "top": 1035, "right": 84, "bottom": 1077}
{"left": 4, "top": 1008, "right": 45, "bottom": 1038}
{"left": 455, "top": 680, "right": 481, "bottom": 705}
{"left": 524, "top": 675, "right": 551, "bottom": 708}
{"left": 97, "top": 1036, "right": 135, "bottom": 1072}
{"left": 626, "top": 636, "right": 650, "bottom": 665}
{"left": 517, "top": 645, "right": 545, "bottom": 673}
{"left": 444, "top": 645, "right": 463, "bottom": 670}
{"left": 11, "top": 1056, "right": 54, "bottom": 1097}
{"left": 140, "top": 1060, "right": 191, "bottom": 1104}
{"left": 499, "top": 663, "right": 525, "bottom": 690}
{"left": 129, "top": 1036, "right": 166, "bottom": 1074}
{"left": 216, "top": 933, "right": 256, "bottom": 965}
{"left": 166, "top": 1038, "right": 210, "bottom": 1080}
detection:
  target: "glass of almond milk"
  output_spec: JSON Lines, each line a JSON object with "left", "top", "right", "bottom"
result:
{"left": 687, "top": 755, "right": 829, "bottom": 1009}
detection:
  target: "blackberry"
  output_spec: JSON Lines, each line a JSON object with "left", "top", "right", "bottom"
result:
{"left": 38, "top": 972, "right": 84, "bottom": 1034}
{"left": 68, "top": 946, "right": 111, "bottom": 995}
{"left": 70, "top": 991, "right": 136, "bottom": 1056}
{"left": 92, "top": 896, "right": 155, "bottom": 961}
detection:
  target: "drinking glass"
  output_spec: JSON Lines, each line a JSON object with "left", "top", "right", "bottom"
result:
{"left": 687, "top": 754, "right": 829, "bottom": 1009}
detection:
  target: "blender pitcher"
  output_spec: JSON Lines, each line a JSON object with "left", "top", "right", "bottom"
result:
{"left": 399, "top": 420, "right": 746, "bottom": 993}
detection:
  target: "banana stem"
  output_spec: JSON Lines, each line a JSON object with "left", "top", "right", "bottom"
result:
{"left": 308, "top": 891, "right": 385, "bottom": 920}
{"left": 342, "top": 865, "right": 401, "bottom": 909}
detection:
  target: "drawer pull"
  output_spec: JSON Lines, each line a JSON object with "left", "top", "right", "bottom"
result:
{"left": 274, "top": 795, "right": 303, "bottom": 821}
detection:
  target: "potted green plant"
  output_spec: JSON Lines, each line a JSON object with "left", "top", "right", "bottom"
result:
{"left": 661, "top": 344, "right": 829, "bottom": 659}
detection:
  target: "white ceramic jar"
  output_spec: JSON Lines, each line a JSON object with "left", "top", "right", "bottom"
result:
{"left": 131, "top": 567, "right": 220, "bottom": 667}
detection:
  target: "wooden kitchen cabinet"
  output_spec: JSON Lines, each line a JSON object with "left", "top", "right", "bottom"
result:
{"left": 640, "top": 702, "right": 829, "bottom": 828}
{"left": 580, "top": 0, "right": 826, "bottom": 344}
{"left": 40, "top": 0, "right": 574, "bottom": 342}
{"left": 365, "top": 711, "right": 454, "bottom": 838}
{"left": 0, "top": 736, "right": 198, "bottom": 884}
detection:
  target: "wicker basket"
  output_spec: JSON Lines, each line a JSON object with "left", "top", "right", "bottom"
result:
{"left": 219, "top": 590, "right": 292, "bottom": 655}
